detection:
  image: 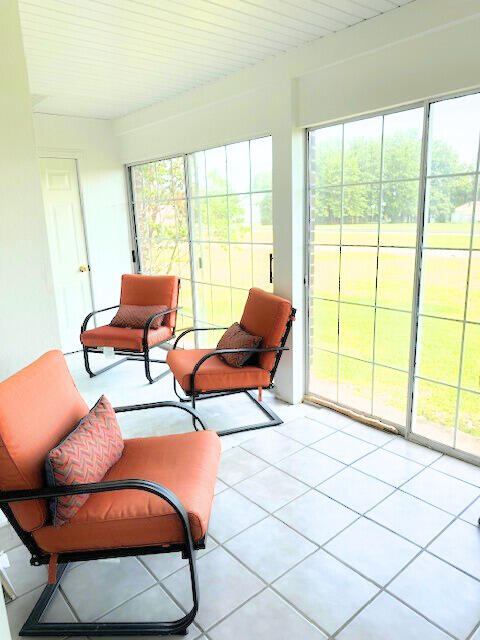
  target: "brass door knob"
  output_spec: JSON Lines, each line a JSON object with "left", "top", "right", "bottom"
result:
{"left": 79, "top": 265, "right": 88, "bottom": 272}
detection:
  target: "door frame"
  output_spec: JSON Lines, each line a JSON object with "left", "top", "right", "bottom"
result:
{"left": 304, "top": 86, "right": 480, "bottom": 466}
{"left": 39, "top": 152, "right": 96, "bottom": 348}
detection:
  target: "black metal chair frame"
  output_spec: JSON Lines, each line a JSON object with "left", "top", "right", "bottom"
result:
{"left": 81, "top": 281, "right": 181, "bottom": 385}
{"left": 170, "top": 308, "right": 296, "bottom": 436}
{"left": 0, "top": 401, "right": 209, "bottom": 637}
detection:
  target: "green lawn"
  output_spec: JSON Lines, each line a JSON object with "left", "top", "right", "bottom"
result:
{"left": 310, "top": 222, "right": 479, "bottom": 446}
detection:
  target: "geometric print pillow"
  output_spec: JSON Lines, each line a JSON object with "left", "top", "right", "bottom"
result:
{"left": 216, "top": 322, "right": 262, "bottom": 368}
{"left": 45, "top": 395, "right": 124, "bottom": 526}
{"left": 109, "top": 304, "right": 168, "bottom": 330}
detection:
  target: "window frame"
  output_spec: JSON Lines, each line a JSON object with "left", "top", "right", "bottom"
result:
{"left": 126, "top": 133, "right": 273, "bottom": 347}
{"left": 305, "top": 87, "right": 480, "bottom": 465}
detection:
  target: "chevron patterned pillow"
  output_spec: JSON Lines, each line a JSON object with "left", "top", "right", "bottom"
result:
{"left": 217, "top": 323, "right": 262, "bottom": 367}
{"left": 110, "top": 304, "right": 168, "bottom": 330}
{"left": 45, "top": 395, "right": 124, "bottom": 526}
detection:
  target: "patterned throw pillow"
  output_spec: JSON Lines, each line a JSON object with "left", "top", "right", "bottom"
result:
{"left": 110, "top": 304, "right": 168, "bottom": 330}
{"left": 45, "top": 395, "right": 124, "bottom": 526}
{"left": 217, "top": 323, "right": 262, "bottom": 367}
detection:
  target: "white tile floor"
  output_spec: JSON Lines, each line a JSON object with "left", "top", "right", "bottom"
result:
{"left": 3, "top": 351, "right": 480, "bottom": 639}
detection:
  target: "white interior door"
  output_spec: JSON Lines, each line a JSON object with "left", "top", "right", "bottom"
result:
{"left": 40, "top": 158, "right": 93, "bottom": 353}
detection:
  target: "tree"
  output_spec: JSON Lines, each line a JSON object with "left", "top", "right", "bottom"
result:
{"left": 132, "top": 158, "right": 251, "bottom": 275}
{"left": 425, "top": 141, "right": 472, "bottom": 222}
{"left": 310, "top": 128, "right": 472, "bottom": 228}
{"left": 258, "top": 193, "right": 272, "bottom": 226}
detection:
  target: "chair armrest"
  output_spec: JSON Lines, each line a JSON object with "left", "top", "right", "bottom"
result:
{"left": 191, "top": 346, "right": 289, "bottom": 380}
{"left": 114, "top": 400, "right": 206, "bottom": 431}
{"left": 142, "top": 307, "right": 180, "bottom": 346}
{"left": 0, "top": 479, "right": 194, "bottom": 552}
{"left": 81, "top": 305, "right": 120, "bottom": 333}
{"left": 173, "top": 326, "right": 230, "bottom": 349}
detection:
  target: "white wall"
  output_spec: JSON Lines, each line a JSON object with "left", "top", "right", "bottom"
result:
{"left": 0, "top": 0, "right": 60, "bottom": 380}
{"left": 112, "top": 0, "right": 480, "bottom": 404}
{"left": 33, "top": 114, "right": 132, "bottom": 310}
{"left": 0, "top": 591, "right": 11, "bottom": 640}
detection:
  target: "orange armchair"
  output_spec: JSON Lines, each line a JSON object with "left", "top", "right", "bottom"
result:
{"left": 0, "top": 351, "right": 220, "bottom": 636}
{"left": 80, "top": 273, "right": 180, "bottom": 384}
{"left": 167, "top": 287, "right": 296, "bottom": 435}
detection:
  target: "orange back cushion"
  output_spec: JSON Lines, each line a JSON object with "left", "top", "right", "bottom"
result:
{"left": 0, "top": 351, "right": 88, "bottom": 532}
{"left": 240, "top": 288, "right": 292, "bottom": 371}
{"left": 120, "top": 274, "right": 179, "bottom": 328}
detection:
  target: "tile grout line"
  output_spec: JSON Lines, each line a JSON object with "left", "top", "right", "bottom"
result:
{"left": 6, "top": 392, "right": 480, "bottom": 639}
{"left": 327, "top": 451, "right": 480, "bottom": 639}
{"left": 215, "top": 427, "right": 480, "bottom": 638}
{"left": 217, "top": 421, "right": 480, "bottom": 581}
{"left": 92, "top": 391, "right": 480, "bottom": 638}
{"left": 199, "top": 436, "right": 438, "bottom": 635}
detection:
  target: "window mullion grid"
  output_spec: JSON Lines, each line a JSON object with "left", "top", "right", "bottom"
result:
{"left": 127, "top": 167, "right": 141, "bottom": 275}
{"left": 336, "top": 125, "right": 345, "bottom": 404}
{"left": 452, "top": 130, "right": 480, "bottom": 448}
{"left": 313, "top": 345, "right": 408, "bottom": 376}
{"left": 225, "top": 146, "right": 233, "bottom": 325}
{"left": 145, "top": 169, "right": 153, "bottom": 274}
{"left": 205, "top": 152, "right": 213, "bottom": 327}
{"left": 140, "top": 171, "right": 146, "bottom": 273}
{"left": 184, "top": 154, "right": 199, "bottom": 345}
{"left": 188, "top": 188, "right": 270, "bottom": 199}
{"left": 249, "top": 140, "right": 255, "bottom": 292}
{"left": 415, "top": 374, "right": 480, "bottom": 397}
{"left": 406, "top": 101, "right": 430, "bottom": 438}
{"left": 370, "top": 116, "right": 385, "bottom": 416}
{"left": 132, "top": 169, "right": 142, "bottom": 271}
{"left": 305, "top": 131, "right": 312, "bottom": 398}
{"left": 310, "top": 170, "right": 477, "bottom": 191}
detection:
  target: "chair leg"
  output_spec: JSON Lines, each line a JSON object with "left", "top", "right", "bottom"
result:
{"left": 20, "top": 554, "right": 199, "bottom": 637}
{"left": 191, "top": 393, "right": 198, "bottom": 430}
{"left": 143, "top": 346, "right": 170, "bottom": 384}
{"left": 214, "top": 390, "right": 283, "bottom": 436}
{"left": 180, "top": 389, "right": 283, "bottom": 437}
{"left": 173, "top": 377, "right": 190, "bottom": 403}
{"left": 83, "top": 347, "right": 127, "bottom": 378}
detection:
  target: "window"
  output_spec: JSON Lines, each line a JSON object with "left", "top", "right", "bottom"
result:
{"left": 308, "top": 92, "right": 480, "bottom": 459}
{"left": 130, "top": 157, "right": 193, "bottom": 332}
{"left": 308, "top": 107, "right": 423, "bottom": 425}
{"left": 129, "top": 136, "right": 272, "bottom": 346}
{"left": 188, "top": 138, "right": 272, "bottom": 345}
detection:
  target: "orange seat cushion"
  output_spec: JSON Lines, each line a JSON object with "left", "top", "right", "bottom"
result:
{"left": 33, "top": 431, "right": 221, "bottom": 554}
{"left": 0, "top": 351, "right": 88, "bottom": 532}
{"left": 240, "top": 288, "right": 292, "bottom": 370}
{"left": 166, "top": 349, "right": 270, "bottom": 393}
{"left": 81, "top": 325, "right": 172, "bottom": 351}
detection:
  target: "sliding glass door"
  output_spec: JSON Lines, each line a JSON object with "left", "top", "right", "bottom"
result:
{"left": 412, "top": 93, "right": 480, "bottom": 456}
{"left": 308, "top": 106, "right": 423, "bottom": 425}
{"left": 128, "top": 136, "right": 272, "bottom": 346}
{"left": 307, "top": 91, "right": 480, "bottom": 460}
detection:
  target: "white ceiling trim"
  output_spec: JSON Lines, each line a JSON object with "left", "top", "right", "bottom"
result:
{"left": 20, "top": 0, "right": 412, "bottom": 119}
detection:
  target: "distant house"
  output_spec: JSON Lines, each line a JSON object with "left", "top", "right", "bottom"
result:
{"left": 451, "top": 201, "right": 480, "bottom": 222}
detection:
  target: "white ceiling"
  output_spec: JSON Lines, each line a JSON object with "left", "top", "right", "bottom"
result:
{"left": 19, "top": 0, "right": 412, "bottom": 120}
